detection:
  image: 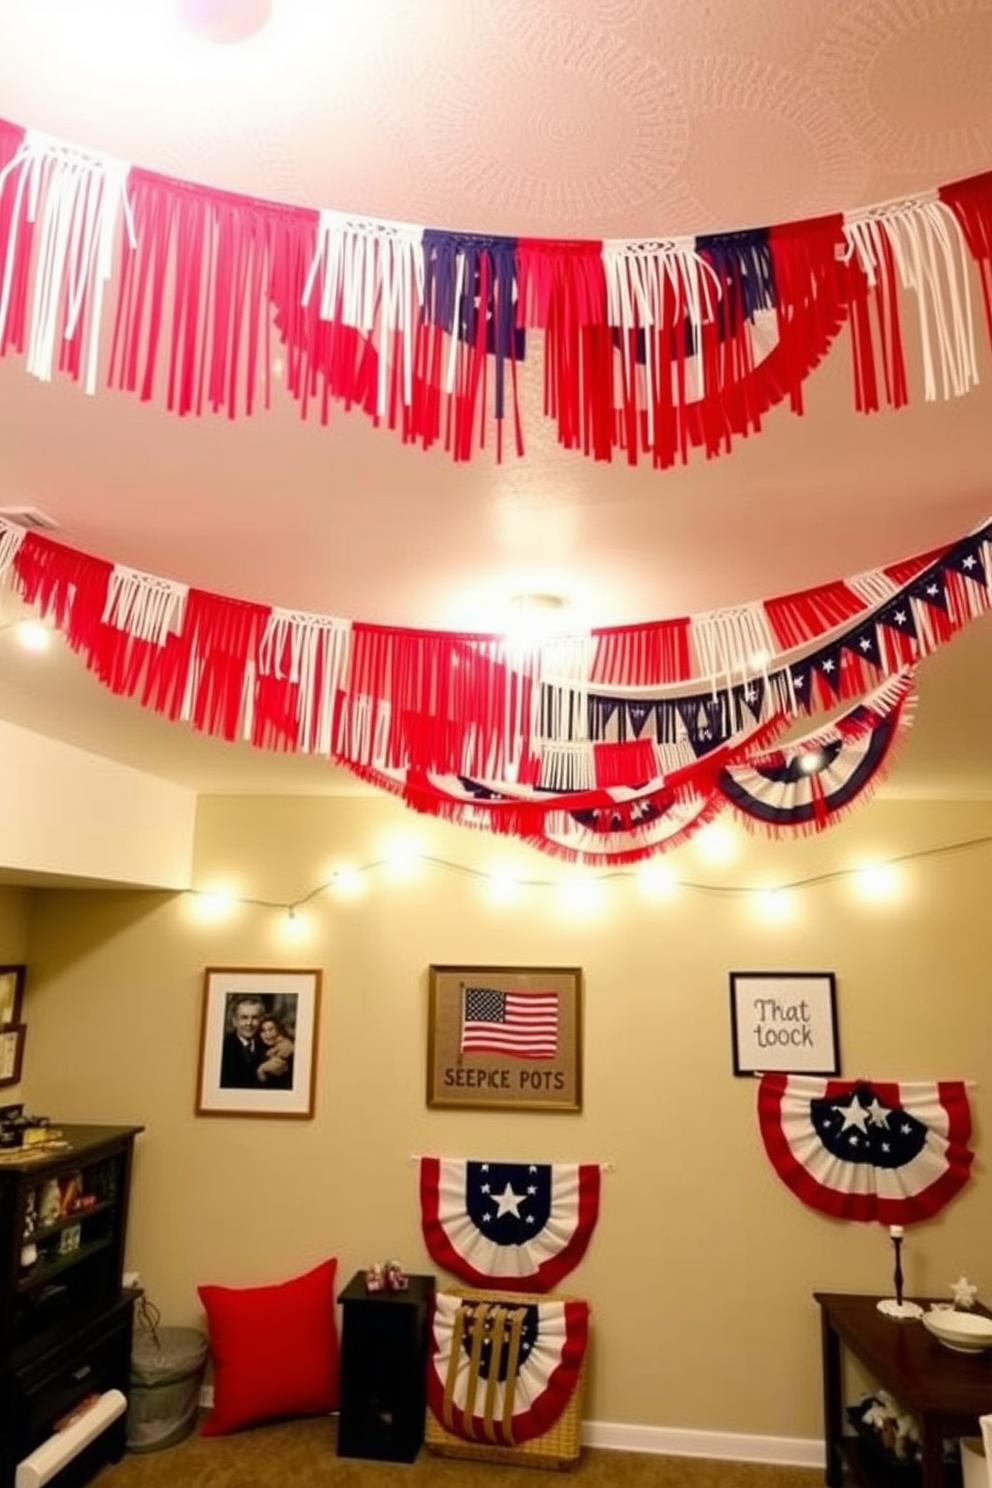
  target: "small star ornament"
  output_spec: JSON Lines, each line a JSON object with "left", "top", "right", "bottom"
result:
{"left": 950, "top": 1275, "right": 978, "bottom": 1309}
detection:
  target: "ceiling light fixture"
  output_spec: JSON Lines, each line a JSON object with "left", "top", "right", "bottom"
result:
{"left": 504, "top": 591, "right": 571, "bottom": 641}
{"left": 176, "top": 0, "right": 272, "bottom": 42}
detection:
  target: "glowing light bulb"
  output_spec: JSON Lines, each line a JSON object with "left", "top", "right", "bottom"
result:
{"left": 15, "top": 619, "right": 51, "bottom": 652}
{"left": 189, "top": 886, "right": 238, "bottom": 922}
{"left": 329, "top": 866, "right": 364, "bottom": 899}
{"left": 752, "top": 887, "right": 796, "bottom": 923}
{"left": 637, "top": 860, "right": 678, "bottom": 899}
{"left": 694, "top": 821, "right": 738, "bottom": 864}
{"left": 486, "top": 867, "right": 522, "bottom": 906}
{"left": 283, "top": 907, "right": 309, "bottom": 940}
{"left": 557, "top": 876, "right": 603, "bottom": 915}
{"left": 381, "top": 837, "right": 422, "bottom": 881}
{"left": 852, "top": 862, "right": 901, "bottom": 902}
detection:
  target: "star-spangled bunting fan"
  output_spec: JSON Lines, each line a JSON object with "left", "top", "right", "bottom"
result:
{"left": 758, "top": 1073, "right": 973, "bottom": 1223}
{"left": 428, "top": 1291, "right": 589, "bottom": 1448}
{"left": 420, "top": 1158, "right": 601, "bottom": 1291}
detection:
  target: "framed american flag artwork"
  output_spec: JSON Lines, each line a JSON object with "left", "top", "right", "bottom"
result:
{"left": 427, "top": 965, "right": 583, "bottom": 1113}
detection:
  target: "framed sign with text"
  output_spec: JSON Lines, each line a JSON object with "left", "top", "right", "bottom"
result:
{"left": 427, "top": 965, "right": 583, "bottom": 1113}
{"left": 729, "top": 971, "right": 840, "bottom": 1077}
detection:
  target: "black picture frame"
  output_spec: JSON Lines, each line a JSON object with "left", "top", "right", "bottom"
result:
{"left": 729, "top": 971, "right": 840, "bottom": 1077}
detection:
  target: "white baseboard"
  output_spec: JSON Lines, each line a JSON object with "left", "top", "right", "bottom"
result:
{"left": 582, "top": 1420, "right": 825, "bottom": 1468}
{"left": 198, "top": 1386, "right": 823, "bottom": 1467}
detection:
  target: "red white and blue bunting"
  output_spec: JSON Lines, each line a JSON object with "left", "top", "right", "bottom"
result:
{"left": 1, "top": 509, "right": 988, "bottom": 862}
{"left": 428, "top": 1291, "right": 589, "bottom": 1448}
{"left": 420, "top": 1158, "right": 601, "bottom": 1292}
{"left": 2, "top": 118, "right": 992, "bottom": 467}
{"left": 758, "top": 1074, "right": 974, "bottom": 1224}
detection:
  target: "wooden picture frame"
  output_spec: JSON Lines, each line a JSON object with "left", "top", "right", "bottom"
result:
{"left": 196, "top": 967, "right": 322, "bottom": 1119}
{"left": 729, "top": 970, "right": 840, "bottom": 1077}
{"left": 0, "top": 966, "right": 25, "bottom": 1028}
{"left": 0, "top": 1025, "right": 26, "bottom": 1087}
{"left": 427, "top": 964, "right": 583, "bottom": 1113}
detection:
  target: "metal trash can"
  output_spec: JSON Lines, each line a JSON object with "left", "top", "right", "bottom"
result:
{"left": 127, "top": 1326, "right": 209, "bottom": 1453}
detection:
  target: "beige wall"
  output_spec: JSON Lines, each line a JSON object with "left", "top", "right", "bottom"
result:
{"left": 16, "top": 794, "right": 992, "bottom": 1440}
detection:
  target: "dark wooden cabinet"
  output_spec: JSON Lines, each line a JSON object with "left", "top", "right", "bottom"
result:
{"left": 0, "top": 1125, "right": 143, "bottom": 1488}
{"left": 815, "top": 1292, "right": 992, "bottom": 1488}
{"left": 336, "top": 1271, "right": 435, "bottom": 1463}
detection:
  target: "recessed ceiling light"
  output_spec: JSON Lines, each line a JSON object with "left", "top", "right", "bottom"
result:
{"left": 176, "top": 0, "right": 272, "bottom": 42}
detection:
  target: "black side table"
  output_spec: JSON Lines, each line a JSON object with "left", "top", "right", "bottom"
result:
{"left": 336, "top": 1271, "right": 435, "bottom": 1463}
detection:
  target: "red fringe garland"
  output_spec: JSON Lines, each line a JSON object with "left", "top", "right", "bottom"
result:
{"left": 533, "top": 214, "right": 849, "bottom": 472}
{"left": 1, "top": 511, "right": 988, "bottom": 842}
{"left": 517, "top": 238, "right": 613, "bottom": 463}
{"left": 136, "top": 590, "right": 270, "bottom": 739}
{"left": 764, "top": 577, "right": 872, "bottom": 651}
{"left": 338, "top": 628, "right": 533, "bottom": 779}
{"left": 761, "top": 216, "right": 849, "bottom": 417}
{"left": 592, "top": 738, "right": 658, "bottom": 788}
{"left": 942, "top": 173, "right": 992, "bottom": 351}
{"left": 590, "top": 617, "right": 692, "bottom": 687}
{"left": 843, "top": 227, "right": 908, "bottom": 413}
{"left": 0, "top": 121, "right": 31, "bottom": 360}
{"left": 13, "top": 533, "right": 113, "bottom": 652}
{"left": 109, "top": 169, "right": 315, "bottom": 419}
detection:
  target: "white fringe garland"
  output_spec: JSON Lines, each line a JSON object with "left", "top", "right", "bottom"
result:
{"left": 689, "top": 603, "right": 778, "bottom": 689}
{"left": 843, "top": 194, "right": 978, "bottom": 403}
{"left": 602, "top": 237, "right": 722, "bottom": 441}
{"left": 102, "top": 566, "right": 187, "bottom": 645}
{"left": 301, "top": 210, "right": 424, "bottom": 418}
{"left": 0, "top": 129, "right": 133, "bottom": 395}
{"left": 257, "top": 610, "right": 352, "bottom": 758}
{"left": 0, "top": 520, "right": 25, "bottom": 585}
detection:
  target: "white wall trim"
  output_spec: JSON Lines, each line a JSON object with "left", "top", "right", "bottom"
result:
{"left": 582, "top": 1420, "right": 824, "bottom": 1467}
{"left": 196, "top": 1387, "right": 823, "bottom": 1467}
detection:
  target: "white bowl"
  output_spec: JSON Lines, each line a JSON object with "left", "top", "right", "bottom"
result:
{"left": 922, "top": 1308, "right": 992, "bottom": 1353}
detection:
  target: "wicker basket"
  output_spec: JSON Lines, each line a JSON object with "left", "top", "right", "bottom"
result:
{"left": 424, "top": 1288, "right": 588, "bottom": 1471}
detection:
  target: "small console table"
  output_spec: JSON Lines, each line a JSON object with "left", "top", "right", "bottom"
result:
{"left": 815, "top": 1292, "right": 992, "bottom": 1488}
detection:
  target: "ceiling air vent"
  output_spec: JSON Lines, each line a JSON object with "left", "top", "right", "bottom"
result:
{"left": 0, "top": 506, "right": 59, "bottom": 531}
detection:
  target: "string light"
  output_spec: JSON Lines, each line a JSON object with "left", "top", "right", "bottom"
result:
{"left": 752, "top": 887, "right": 798, "bottom": 923}
{"left": 851, "top": 861, "right": 903, "bottom": 902}
{"left": 184, "top": 834, "right": 992, "bottom": 923}
{"left": 485, "top": 866, "right": 523, "bottom": 906}
{"left": 693, "top": 821, "right": 740, "bottom": 864}
{"left": 636, "top": 860, "right": 679, "bottom": 900}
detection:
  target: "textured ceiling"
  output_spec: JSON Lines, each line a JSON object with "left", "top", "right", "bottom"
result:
{"left": 0, "top": 0, "right": 991, "bottom": 798}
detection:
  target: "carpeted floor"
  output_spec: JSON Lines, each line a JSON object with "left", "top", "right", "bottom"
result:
{"left": 93, "top": 1415, "right": 824, "bottom": 1488}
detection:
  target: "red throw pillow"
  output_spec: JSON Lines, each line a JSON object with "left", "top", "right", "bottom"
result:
{"left": 198, "top": 1257, "right": 339, "bottom": 1436}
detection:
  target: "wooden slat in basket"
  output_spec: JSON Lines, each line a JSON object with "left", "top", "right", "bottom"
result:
{"left": 425, "top": 1288, "right": 587, "bottom": 1471}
